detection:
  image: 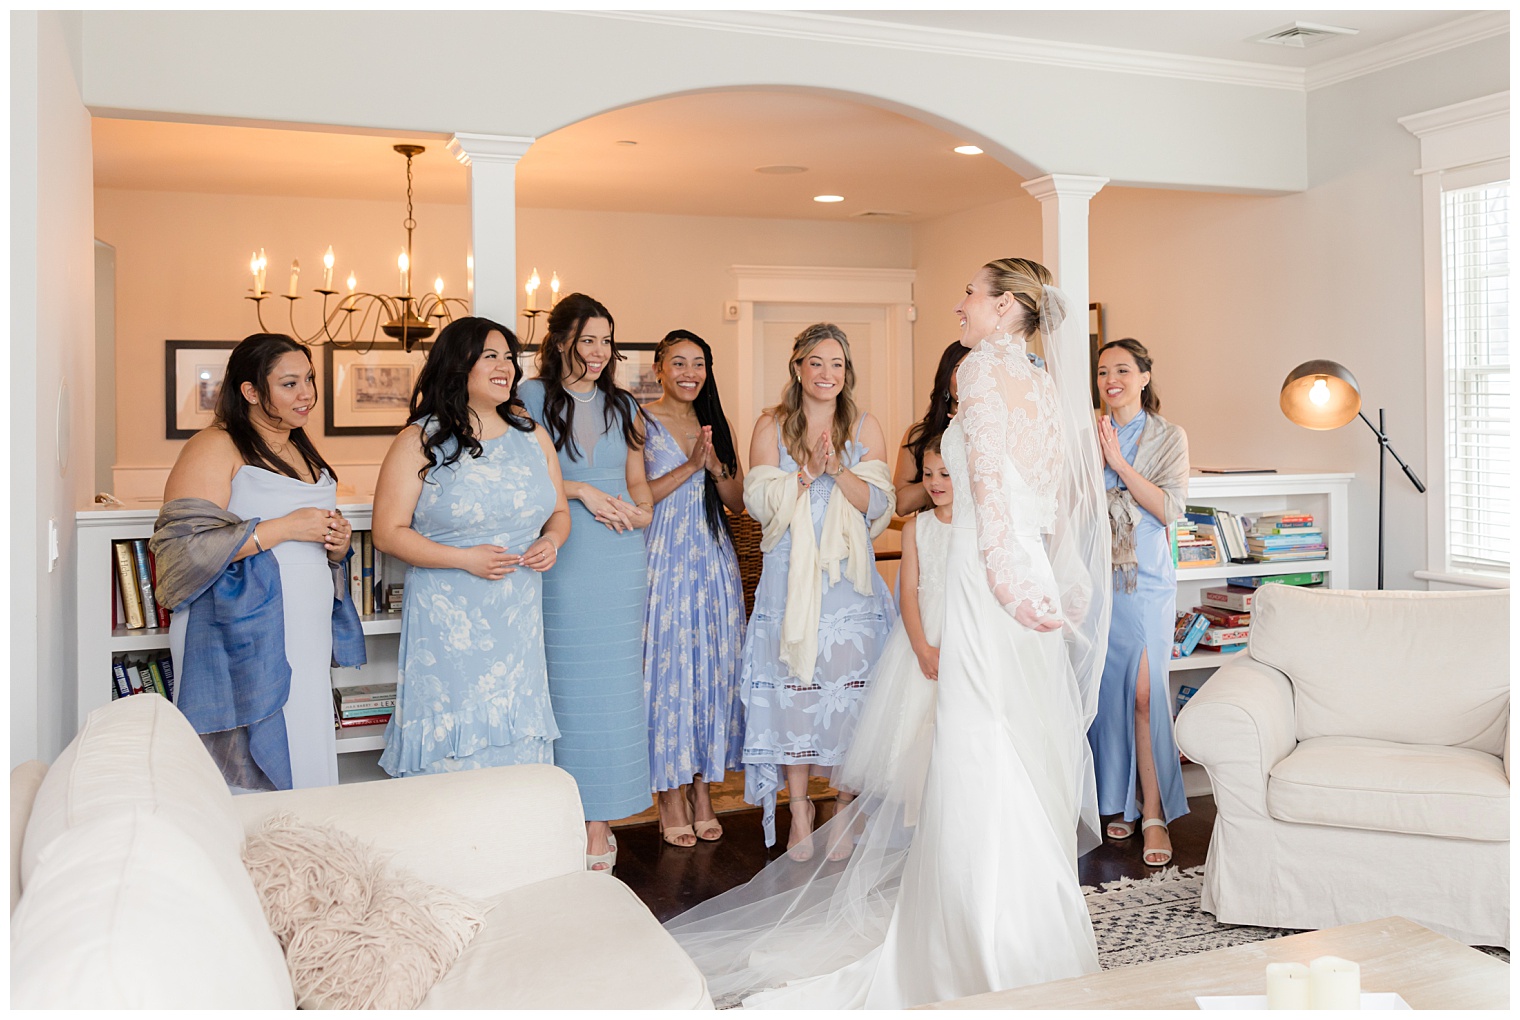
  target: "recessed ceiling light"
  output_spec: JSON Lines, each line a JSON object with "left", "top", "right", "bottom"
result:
{"left": 813, "top": 195, "right": 844, "bottom": 203}
{"left": 953, "top": 145, "right": 983, "bottom": 155}
{"left": 755, "top": 164, "right": 808, "bottom": 175}
{"left": 615, "top": 139, "right": 638, "bottom": 146}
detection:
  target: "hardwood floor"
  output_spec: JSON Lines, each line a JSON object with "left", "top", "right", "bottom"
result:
{"left": 615, "top": 795, "right": 1216, "bottom": 924}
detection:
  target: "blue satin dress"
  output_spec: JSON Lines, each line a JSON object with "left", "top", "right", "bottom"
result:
{"left": 518, "top": 379, "right": 653, "bottom": 821}
{"left": 1087, "top": 411, "right": 1189, "bottom": 825}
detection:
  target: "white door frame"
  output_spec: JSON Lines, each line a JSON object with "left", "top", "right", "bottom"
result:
{"left": 730, "top": 265, "right": 916, "bottom": 453}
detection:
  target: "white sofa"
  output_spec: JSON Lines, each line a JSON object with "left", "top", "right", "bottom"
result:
{"left": 10, "top": 694, "right": 713, "bottom": 1008}
{"left": 1175, "top": 584, "right": 1509, "bottom": 948}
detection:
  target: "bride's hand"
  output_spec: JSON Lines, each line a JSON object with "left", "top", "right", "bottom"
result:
{"left": 1013, "top": 601, "right": 1063, "bottom": 632}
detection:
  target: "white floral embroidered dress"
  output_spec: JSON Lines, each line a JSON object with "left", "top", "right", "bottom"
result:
{"left": 380, "top": 421, "right": 561, "bottom": 776}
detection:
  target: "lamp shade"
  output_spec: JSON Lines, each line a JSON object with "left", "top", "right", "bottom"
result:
{"left": 1280, "top": 360, "right": 1361, "bottom": 430}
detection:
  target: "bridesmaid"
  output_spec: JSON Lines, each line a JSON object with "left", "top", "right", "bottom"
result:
{"left": 518, "top": 293, "right": 654, "bottom": 872}
{"left": 373, "top": 316, "right": 570, "bottom": 777}
{"left": 154, "top": 333, "right": 359, "bottom": 791}
{"left": 740, "top": 323, "right": 897, "bottom": 858}
{"left": 1088, "top": 337, "right": 1191, "bottom": 867}
{"left": 892, "top": 341, "right": 969, "bottom": 516}
{"left": 641, "top": 330, "right": 747, "bottom": 847}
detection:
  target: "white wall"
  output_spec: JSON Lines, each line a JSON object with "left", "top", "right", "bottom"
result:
{"left": 95, "top": 187, "right": 911, "bottom": 500}
{"left": 11, "top": 11, "right": 97, "bottom": 765}
{"left": 78, "top": 11, "right": 1308, "bottom": 193}
{"left": 907, "top": 35, "right": 1508, "bottom": 591}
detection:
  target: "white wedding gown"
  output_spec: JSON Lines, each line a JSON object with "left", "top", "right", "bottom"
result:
{"left": 666, "top": 332, "right": 1105, "bottom": 1008}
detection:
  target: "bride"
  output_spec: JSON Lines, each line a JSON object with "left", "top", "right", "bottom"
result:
{"left": 664, "top": 257, "right": 1112, "bottom": 1008}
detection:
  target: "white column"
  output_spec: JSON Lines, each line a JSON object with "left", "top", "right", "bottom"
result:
{"left": 447, "top": 132, "right": 534, "bottom": 325}
{"left": 1020, "top": 174, "right": 1108, "bottom": 375}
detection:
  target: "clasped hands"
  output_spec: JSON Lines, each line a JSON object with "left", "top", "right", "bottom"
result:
{"left": 802, "top": 430, "right": 843, "bottom": 484}
{"left": 579, "top": 486, "right": 647, "bottom": 534}
{"left": 459, "top": 536, "right": 559, "bottom": 580}
{"left": 684, "top": 426, "right": 729, "bottom": 480}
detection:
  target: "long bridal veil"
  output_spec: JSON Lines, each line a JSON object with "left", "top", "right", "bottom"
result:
{"left": 664, "top": 282, "right": 1112, "bottom": 1007}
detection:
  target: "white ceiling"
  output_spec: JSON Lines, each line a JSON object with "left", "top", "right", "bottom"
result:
{"left": 819, "top": 10, "right": 1476, "bottom": 66}
{"left": 90, "top": 10, "right": 1491, "bottom": 221}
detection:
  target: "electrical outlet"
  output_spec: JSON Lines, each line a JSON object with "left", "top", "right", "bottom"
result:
{"left": 723, "top": 301, "right": 740, "bottom": 322}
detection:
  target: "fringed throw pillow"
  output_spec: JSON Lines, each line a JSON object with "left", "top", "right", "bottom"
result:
{"left": 241, "top": 814, "right": 485, "bottom": 1009}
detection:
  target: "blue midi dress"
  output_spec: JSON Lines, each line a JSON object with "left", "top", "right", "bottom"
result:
{"left": 740, "top": 421, "right": 897, "bottom": 845}
{"left": 641, "top": 415, "right": 746, "bottom": 791}
{"left": 380, "top": 421, "right": 561, "bottom": 777}
{"left": 518, "top": 379, "right": 653, "bottom": 821}
{"left": 1087, "top": 411, "right": 1189, "bottom": 824}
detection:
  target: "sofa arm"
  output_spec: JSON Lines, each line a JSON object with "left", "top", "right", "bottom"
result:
{"left": 230, "top": 764, "right": 586, "bottom": 901}
{"left": 1175, "top": 655, "right": 1297, "bottom": 817}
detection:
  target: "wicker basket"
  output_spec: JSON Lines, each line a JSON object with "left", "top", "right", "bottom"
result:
{"left": 722, "top": 507, "right": 764, "bottom": 618}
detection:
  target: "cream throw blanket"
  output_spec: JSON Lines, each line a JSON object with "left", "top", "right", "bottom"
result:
{"left": 744, "top": 458, "right": 896, "bottom": 684}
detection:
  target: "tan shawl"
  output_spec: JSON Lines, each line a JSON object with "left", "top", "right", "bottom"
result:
{"left": 743, "top": 459, "right": 896, "bottom": 683}
{"left": 1107, "top": 413, "right": 1189, "bottom": 593}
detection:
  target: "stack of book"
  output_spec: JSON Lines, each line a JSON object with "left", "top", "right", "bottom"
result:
{"left": 1186, "top": 505, "right": 1253, "bottom": 563}
{"left": 1173, "top": 514, "right": 1220, "bottom": 568}
{"left": 1245, "top": 511, "right": 1327, "bottom": 562}
{"left": 111, "top": 653, "right": 175, "bottom": 700}
{"left": 1172, "top": 610, "right": 1211, "bottom": 658}
{"left": 333, "top": 682, "right": 396, "bottom": 730}
{"left": 384, "top": 583, "right": 405, "bottom": 614}
{"left": 112, "top": 538, "right": 169, "bottom": 630}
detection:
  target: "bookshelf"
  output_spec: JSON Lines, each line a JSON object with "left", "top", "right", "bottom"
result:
{"left": 75, "top": 502, "right": 401, "bottom": 784}
{"left": 1168, "top": 471, "right": 1353, "bottom": 796}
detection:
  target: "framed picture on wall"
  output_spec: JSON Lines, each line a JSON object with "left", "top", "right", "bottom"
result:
{"left": 1089, "top": 302, "right": 1105, "bottom": 410}
{"left": 165, "top": 340, "right": 239, "bottom": 440}
{"left": 323, "top": 342, "right": 431, "bottom": 436}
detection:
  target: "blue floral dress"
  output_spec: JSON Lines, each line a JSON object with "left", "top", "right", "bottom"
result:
{"left": 741, "top": 422, "right": 897, "bottom": 844}
{"left": 379, "top": 421, "right": 561, "bottom": 777}
{"left": 642, "top": 415, "right": 746, "bottom": 792}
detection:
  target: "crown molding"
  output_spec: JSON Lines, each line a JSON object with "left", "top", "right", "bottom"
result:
{"left": 1306, "top": 11, "right": 1509, "bottom": 91}
{"left": 448, "top": 132, "right": 535, "bottom": 166}
{"left": 577, "top": 11, "right": 1305, "bottom": 91}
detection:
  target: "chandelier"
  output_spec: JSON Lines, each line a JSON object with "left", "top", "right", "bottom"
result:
{"left": 244, "top": 144, "right": 465, "bottom": 352}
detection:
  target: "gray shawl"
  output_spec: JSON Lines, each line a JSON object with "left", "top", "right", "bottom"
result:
{"left": 1107, "top": 413, "right": 1189, "bottom": 593}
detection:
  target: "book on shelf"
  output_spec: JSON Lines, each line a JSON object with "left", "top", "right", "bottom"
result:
{"left": 1187, "top": 506, "right": 1252, "bottom": 563}
{"left": 1196, "top": 641, "right": 1248, "bottom": 655}
{"left": 337, "top": 714, "right": 390, "bottom": 729}
{"left": 130, "top": 540, "right": 160, "bottom": 633}
{"left": 1172, "top": 611, "right": 1210, "bottom": 658}
{"left": 146, "top": 547, "right": 170, "bottom": 627}
{"left": 1227, "top": 571, "right": 1326, "bottom": 589}
{"left": 360, "top": 531, "right": 374, "bottom": 616}
{"left": 340, "top": 706, "right": 394, "bottom": 720}
{"left": 348, "top": 544, "right": 363, "bottom": 612}
{"left": 385, "top": 583, "right": 405, "bottom": 613}
{"left": 111, "top": 658, "right": 133, "bottom": 699}
{"left": 113, "top": 540, "right": 146, "bottom": 630}
{"left": 1174, "top": 684, "right": 1202, "bottom": 715}
{"left": 1201, "top": 586, "right": 1255, "bottom": 612}
{"left": 335, "top": 682, "right": 397, "bottom": 704}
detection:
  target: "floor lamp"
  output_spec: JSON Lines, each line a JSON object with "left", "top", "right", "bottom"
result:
{"left": 1279, "top": 360, "right": 1427, "bottom": 590}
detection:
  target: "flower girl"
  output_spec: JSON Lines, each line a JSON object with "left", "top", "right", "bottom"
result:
{"left": 833, "top": 437, "right": 954, "bottom": 817}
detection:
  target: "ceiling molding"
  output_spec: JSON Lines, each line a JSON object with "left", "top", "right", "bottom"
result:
{"left": 1305, "top": 11, "right": 1509, "bottom": 91}
{"left": 578, "top": 11, "right": 1305, "bottom": 91}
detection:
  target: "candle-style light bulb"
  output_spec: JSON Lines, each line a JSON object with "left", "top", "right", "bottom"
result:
{"left": 398, "top": 251, "right": 410, "bottom": 296}
{"left": 526, "top": 267, "right": 540, "bottom": 311}
{"left": 1309, "top": 378, "right": 1330, "bottom": 407}
{"left": 434, "top": 276, "right": 445, "bottom": 299}
{"left": 256, "top": 248, "right": 268, "bottom": 294}
{"left": 346, "top": 271, "right": 357, "bottom": 294}
{"left": 550, "top": 271, "right": 561, "bottom": 304}
{"left": 249, "top": 252, "right": 260, "bottom": 288}
{"left": 288, "top": 259, "right": 301, "bottom": 298}
{"left": 322, "top": 245, "right": 335, "bottom": 290}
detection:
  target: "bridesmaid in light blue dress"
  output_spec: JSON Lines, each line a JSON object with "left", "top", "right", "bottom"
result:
{"left": 641, "top": 331, "right": 747, "bottom": 847}
{"left": 518, "top": 293, "right": 654, "bottom": 872}
{"left": 1089, "top": 338, "right": 1191, "bottom": 867}
{"left": 742, "top": 323, "right": 897, "bottom": 855}
{"left": 372, "top": 317, "right": 571, "bottom": 778}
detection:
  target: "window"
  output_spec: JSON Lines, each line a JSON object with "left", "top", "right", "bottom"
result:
{"left": 1401, "top": 92, "right": 1509, "bottom": 588}
{"left": 1441, "top": 182, "right": 1509, "bottom": 573}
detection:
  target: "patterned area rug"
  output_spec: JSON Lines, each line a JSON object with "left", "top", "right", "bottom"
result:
{"left": 1087, "top": 866, "right": 1509, "bottom": 968}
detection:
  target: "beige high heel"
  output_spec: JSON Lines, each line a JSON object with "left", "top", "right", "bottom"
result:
{"left": 686, "top": 786, "right": 723, "bottom": 842}
{"left": 1140, "top": 818, "right": 1172, "bottom": 867}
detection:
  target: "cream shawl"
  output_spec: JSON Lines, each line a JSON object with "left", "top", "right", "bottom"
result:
{"left": 744, "top": 458, "right": 896, "bottom": 683}
{"left": 1107, "top": 412, "right": 1189, "bottom": 593}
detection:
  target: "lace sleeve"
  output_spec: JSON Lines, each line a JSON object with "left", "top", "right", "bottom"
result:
{"left": 957, "top": 339, "right": 1062, "bottom": 622}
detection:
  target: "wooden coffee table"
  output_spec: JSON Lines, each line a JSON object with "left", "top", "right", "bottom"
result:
{"left": 921, "top": 917, "right": 1509, "bottom": 1010}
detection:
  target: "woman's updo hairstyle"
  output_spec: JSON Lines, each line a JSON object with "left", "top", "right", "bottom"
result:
{"left": 982, "top": 257, "right": 1065, "bottom": 336}
{"left": 1097, "top": 337, "right": 1161, "bottom": 414}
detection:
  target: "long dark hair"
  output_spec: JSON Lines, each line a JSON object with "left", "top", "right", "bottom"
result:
{"left": 1097, "top": 337, "right": 1161, "bottom": 414}
{"left": 903, "top": 340, "right": 970, "bottom": 482}
{"left": 533, "top": 293, "right": 644, "bottom": 459}
{"left": 409, "top": 316, "right": 535, "bottom": 480}
{"left": 213, "top": 333, "right": 336, "bottom": 483}
{"left": 654, "top": 329, "right": 738, "bottom": 541}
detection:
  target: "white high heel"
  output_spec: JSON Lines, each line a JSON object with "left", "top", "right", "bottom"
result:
{"left": 1140, "top": 818, "right": 1172, "bottom": 867}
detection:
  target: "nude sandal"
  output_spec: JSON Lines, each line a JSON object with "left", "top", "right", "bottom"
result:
{"left": 686, "top": 787, "right": 723, "bottom": 842}
{"left": 1140, "top": 818, "right": 1172, "bottom": 867}
{"left": 661, "top": 824, "right": 697, "bottom": 848}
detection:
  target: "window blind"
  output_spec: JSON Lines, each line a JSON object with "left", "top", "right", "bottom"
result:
{"left": 1441, "top": 182, "right": 1510, "bottom": 574}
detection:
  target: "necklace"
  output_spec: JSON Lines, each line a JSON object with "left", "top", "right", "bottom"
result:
{"left": 568, "top": 386, "right": 597, "bottom": 404}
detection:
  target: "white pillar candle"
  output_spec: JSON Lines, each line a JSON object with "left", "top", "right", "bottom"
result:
{"left": 1265, "top": 962, "right": 1310, "bottom": 1010}
{"left": 1308, "top": 956, "right": 1360, "bottom": 1009}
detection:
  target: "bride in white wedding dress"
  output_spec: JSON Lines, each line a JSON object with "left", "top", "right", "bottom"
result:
{"left": 664, "top": 258, "right": 1112, "bottom": 1009}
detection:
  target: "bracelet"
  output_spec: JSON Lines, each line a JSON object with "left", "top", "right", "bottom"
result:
{"left": 251, "top": 527, "right": 265, "bottom": 553}
{"left": 798, "top": 468, "right": 814, "bottom": 486}
{"left": 635, "top": 501, "right": 653, "bottom": 512}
